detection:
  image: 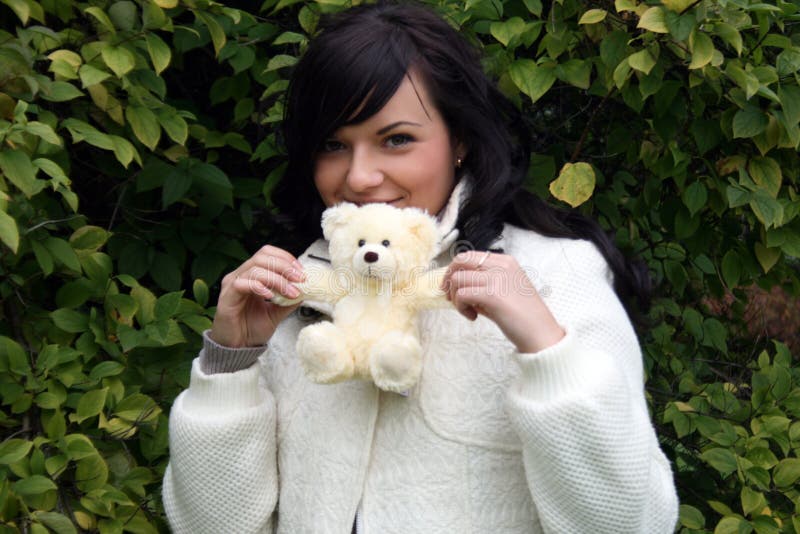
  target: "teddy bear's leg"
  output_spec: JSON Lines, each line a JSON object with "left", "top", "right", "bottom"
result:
{"left": 369, "top": 331, "right": 422, "bottom": 393}
{"left": 296, "top": 322, "right": 354, "bottom": 384}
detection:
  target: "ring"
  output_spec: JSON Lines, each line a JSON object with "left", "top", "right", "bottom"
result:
{"left": 476, "top": 250, "right": 491, "bottom": 269}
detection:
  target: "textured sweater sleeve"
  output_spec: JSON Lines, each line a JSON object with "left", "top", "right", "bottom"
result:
{"left": 162, "top": 346, "right": 277, "bottom": 534}
{"left": 506, "top": 240, "right": 678, "bottom": 534}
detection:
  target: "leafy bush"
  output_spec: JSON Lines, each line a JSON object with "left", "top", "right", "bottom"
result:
{"left": 0, "top": 0, "right": 798, "bottom": 532}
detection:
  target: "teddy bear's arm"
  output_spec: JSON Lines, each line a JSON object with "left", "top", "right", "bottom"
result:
{"left": 271, "top": 264, "right": 346, "bottom": 307}
{"left": 408, "top": 267, "right": 453, "bottom": 311}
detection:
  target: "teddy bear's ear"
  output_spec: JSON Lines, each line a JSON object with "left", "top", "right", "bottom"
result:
{"left": 321, "top": 203, "right": 359, "bottom": 241}
{"left": 405, "top": 210, "right": 438, "bottom": 251}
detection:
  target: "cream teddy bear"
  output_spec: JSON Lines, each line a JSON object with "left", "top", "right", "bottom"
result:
{"left": 273, "top": 202, "right": 452, "bottom": 393}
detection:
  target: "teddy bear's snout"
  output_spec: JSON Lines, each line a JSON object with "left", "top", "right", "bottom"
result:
{"left": 364, "top": 251, "right": 379, "bottom": 263}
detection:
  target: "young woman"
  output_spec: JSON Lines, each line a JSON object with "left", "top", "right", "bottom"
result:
{"left": 162, "top": 3, "right": 679, "bottom": 532}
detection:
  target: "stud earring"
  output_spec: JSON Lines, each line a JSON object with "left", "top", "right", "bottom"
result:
{"left": 456, "top": 157, "right": 463, "bottom": 168}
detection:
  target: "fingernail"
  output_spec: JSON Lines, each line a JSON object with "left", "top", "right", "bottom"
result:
{"left": 287, "top": 285, "right": 300, "bottom": 298}
{"left": 287, "top": 268, "right": 304, "bottom": 282}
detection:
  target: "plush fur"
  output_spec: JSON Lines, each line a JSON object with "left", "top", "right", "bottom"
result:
{"left": 273, "top": 203, "right": 452, "bottom": 392}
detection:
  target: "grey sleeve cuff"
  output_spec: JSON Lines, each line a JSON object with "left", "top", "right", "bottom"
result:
{"left": 199, "top": 330, "right": 267, "bottom": 374}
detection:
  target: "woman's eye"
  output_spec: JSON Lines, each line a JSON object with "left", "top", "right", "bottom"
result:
{"left": 358, "top": 239, "right": 366, "bottom": 246}
{"left": 381, "top": 240, "right": 390, "bottom": 247}
{"left": 321, "top": 139, "right": 345, "bottom": 152}
{"left": 385, "top": 134, "right": 413, "bottom": 148}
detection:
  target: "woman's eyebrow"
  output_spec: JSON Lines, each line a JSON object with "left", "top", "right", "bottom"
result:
{"left": 376, "top": 121, "right": 423, "bottom": 135}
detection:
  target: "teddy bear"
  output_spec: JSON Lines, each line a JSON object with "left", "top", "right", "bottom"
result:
{"left": 273, "top": 202, "right": 452, "bottom": 393}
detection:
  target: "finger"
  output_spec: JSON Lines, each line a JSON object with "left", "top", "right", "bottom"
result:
{"left": 445, "top": 250, "right": 494, "bottom": 280}
{"left": 250, "top": 254, "right": 306, "bottom": 282}
{"left": 444, "top": 269, "right": 490, "bottom": 301}
{"left": 238, "top": 267, "right": 302, "bottom": 299}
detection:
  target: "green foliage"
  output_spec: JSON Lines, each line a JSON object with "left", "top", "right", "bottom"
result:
{"left": 0, "top": 0, "right": 798, "bottom": 532}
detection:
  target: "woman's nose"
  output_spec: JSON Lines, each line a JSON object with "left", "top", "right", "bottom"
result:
{"left": 346, "top": 148, "right": 383, "bottom": 191}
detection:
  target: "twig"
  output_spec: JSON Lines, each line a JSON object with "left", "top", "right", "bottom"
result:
{"left": 570, "top": 91, "right": 613, "bottom": 162}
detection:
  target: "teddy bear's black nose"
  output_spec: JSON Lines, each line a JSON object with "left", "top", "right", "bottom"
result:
{"left": 364, "top": 251, "right": 379, "bottom": 263}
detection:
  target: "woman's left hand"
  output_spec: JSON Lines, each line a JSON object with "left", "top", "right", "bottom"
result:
{"left": 441, "top": 251, "right": 565, "bottom": 353}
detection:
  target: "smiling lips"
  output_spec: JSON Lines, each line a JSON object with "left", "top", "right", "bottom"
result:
{"left": 348, "top": 198, "right": 402, "bottom": 206}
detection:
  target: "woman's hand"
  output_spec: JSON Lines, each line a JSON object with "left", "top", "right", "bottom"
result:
{"left": 441, "top": 251, "right": 565, "bottom": 353}
{"left": 209, "top": 245, "right": 306, "bottom": 348}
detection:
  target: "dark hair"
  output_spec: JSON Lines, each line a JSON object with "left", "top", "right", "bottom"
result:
{"left": 271, "top": 1, "right": 651, "bottom": 318}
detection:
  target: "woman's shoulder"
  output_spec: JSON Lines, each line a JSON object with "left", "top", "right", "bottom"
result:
{"left": 500, "top": 223, "right": 613, "bottom": 283}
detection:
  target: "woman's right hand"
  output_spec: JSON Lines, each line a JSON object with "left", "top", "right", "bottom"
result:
{"left": 209, "top": 245, "right": 306, "bottom": 348}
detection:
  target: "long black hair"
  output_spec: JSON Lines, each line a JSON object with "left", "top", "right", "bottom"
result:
{"left": 271, "top": 1, "right": 651, "bottom": 318}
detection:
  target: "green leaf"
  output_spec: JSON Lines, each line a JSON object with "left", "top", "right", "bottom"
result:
{"left": 193, "top": 279, "right": 209, "bottom": 307}
{"left": 490, "top": 17, "right": 525, "bottom": 46}
{"left": 90, "top": 361, "right": 126, "bottom": 380}
{"left": 84, "top": 6, "right": 116, "bottom": 34}
{"left": 24, "top": 122, "right": 62, "bottom": 145}
{"left": 703, "top": 318, "right": 728, "bottom": 353}
{"left": 50, "top": 309, "right": 88, "bottom": 333}
{"left": 70, "top": 225, "right": 110, "bottom": 250}
{"left": 509, "top": 59, "right": 556, "bottom": 104}
{"left": 578, "top": 9, "right": 606, "bottom": 24}
{"left": 108, "top": 0, "right": 137, "bottom": 32}
{"left": 549, "top": 162, "right": 596, "bottom": 207}
{"left": 701, "top": 447, "right": 738, "bottom": 475}
{"left": 76, "top": 388, "right": 108, "bottom": 422}
{"left": 0, "top": 335, "right": 31, "bottom": 374}
{"left": 628, "top": 49, "right": 657, "bottom": 74}
{"left": 265, "top": 54, "right": 297, "bottom": 72}
{"left": 682, "top": 181, "right": 707, "bottom": 216}
{"left": 78, "top": 64, "right": 111, "bottom": 87}
{"left": 154, "top": 291, "right": 183, "bottom": 320}
{"left": 44, "top": 237, "right": 81, "bottom": 272}
{"left": 638, "top": 7, "right": 669, "bottom": 33}
{"left": 679, "top": 504, "right": 705, "bottom": 529}
{"left": 101, "top": 45, "right": 136, "bottom": 78}
{"left": 733, "top": 106, "right": 769, "bottom": 138}
{"left": 754, "top": 242, "right": 780, "bottom": 273}
{"left": 14, "top": 475, "right": 57, "bottom": 496}
{"left": 776, "top": 48, "right": 800, "bottom": 76}
{"left": 748, "top": 157, "right": 781, "bottom": 198}
{"left": 126, "top": 106, "right": 161, "bottom": 150}
{"left": 75, "top": 454, "right": 108, "bottom": 492}
{"left": 773, "top": 458, "right": 800, "bottom": 487}
{"left": 0, "top": 149, "right": 45, "bottom": 197}
{"left": 721, "top": 250, "right": 742, "bottom": 288}
{"left": 714, "top": 516, "right": 748, "bottom": 534}
{"left": 155, "top": 108, "right": 188, "bottom": 145}
{"left": 190, "top": 161, "right": 233, "bottom": 205}
{"left": 726, "top": 64, "right": 759, "bottom": 99}
{"left": 196, "top": 11, "right": 226, "bottom": 57}
{"left": 749, "top": 190, "right": 784, "bottom": 228}
{"left": 32, "top": 512, "right": 77, "bottom": 534}
{"left": 0, "top": 207, "right": 19, "bottom": 253}
{"left": 556, "top": 59, "right": 591, "bottom": 89}
{"left": 145, "top": 33, "right": 171, "bottom": 75}
{"left": 715, "top": 23, "right": 742, "bottom": 56}
{"left": 0, "top": 439, "right": 32, "bottom": 464}
{"left": 778, "top": 85, "right": 800, "bottom": 128}
{"left": 115, "top": 393, "right": 160, "bottom": 422}
{"left": 689, "top": 30, "right": 714, "bottom": 70}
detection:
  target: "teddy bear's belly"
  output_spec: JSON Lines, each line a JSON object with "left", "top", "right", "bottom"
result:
{"left": 335, "top": 296, "right": 414, "bottom": 340}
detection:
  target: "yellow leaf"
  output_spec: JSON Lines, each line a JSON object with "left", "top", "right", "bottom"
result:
{"left": 549, "top": 162, "right": 596, "bottom": 207}
{"left": 637, "top": 6, "right": 668, "bottom": 33}
{"left": 615, "top": 0, "right": 637, "bottom": 11}
{"left": 152, "top": 0, "right": 178, "bottom": 7}
{"left": 661, "top": 0, "right": 694, "bottom": 12}
{"left": 579, "top": 9, "right": 607, "bottom": 24}
{"left": 689, "top": 31, "right": 714, "bottom": 70}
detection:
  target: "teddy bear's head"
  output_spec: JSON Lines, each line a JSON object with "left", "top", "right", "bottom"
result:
{"left": 321, "top": 203, "right": 439, "bottom": 283}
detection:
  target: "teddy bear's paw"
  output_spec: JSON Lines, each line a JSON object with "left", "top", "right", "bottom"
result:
{"left": 270, "top": 292, "right": 303, "bottom": 307}
{"left": 297, "top": 322, "right": 354, "bottom": 384}
{"left": 369, "top": 332, "right": 422, "bottom": 393}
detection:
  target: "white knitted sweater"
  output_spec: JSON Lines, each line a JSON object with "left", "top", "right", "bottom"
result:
{"left": 163, "top": 196, "right": 679, "bottom": 534}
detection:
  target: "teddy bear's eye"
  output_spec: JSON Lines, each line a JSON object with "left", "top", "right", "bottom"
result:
{"left": 381, "top": 240, "right": 390, "bottom": 247}
{"left": 358, "top": 239, "right": 366, "bottom": 247}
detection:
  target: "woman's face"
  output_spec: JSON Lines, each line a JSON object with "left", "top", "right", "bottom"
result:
{"left": 313, "top": 70, "right": 463, "bottom": 216}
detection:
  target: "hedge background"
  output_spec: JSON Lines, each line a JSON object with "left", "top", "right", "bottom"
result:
{"left": 1, "top": 0, "right": 799, "bottom": 532}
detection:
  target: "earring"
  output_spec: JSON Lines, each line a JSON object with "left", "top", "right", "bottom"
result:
{"left": 456, "top": 156, "right": 463, "bottom": 169}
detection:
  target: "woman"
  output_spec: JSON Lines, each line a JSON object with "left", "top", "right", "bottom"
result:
{"left": 162, "top": 2, "right": 679, "bottom": 532}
